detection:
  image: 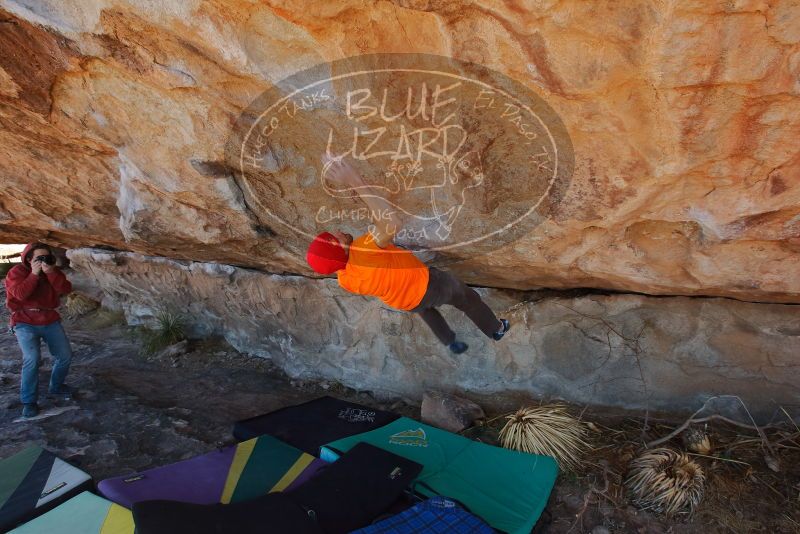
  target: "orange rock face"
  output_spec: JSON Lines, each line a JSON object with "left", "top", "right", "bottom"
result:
{"left": 0, "top": 1, "right": 798, "bottom": 301}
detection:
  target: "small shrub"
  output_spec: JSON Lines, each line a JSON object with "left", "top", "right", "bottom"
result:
{"left": 499, "top": 404, "right": 591, "bottom": 471}
{"left": 139, "top": 309, "right": 186, "bottom": 356}
{"left": 625, "top": 448, "right": 705, "bottom": 517}
{"left": 63, "top": 292, "right": 100, "bottom": 319}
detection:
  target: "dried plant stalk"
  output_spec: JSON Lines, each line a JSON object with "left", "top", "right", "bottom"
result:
{"left": 625, "top": 448, "right": 705, "bottom": 517}
{"left": 499, "top": 404, "right": 590, "bottom": 471}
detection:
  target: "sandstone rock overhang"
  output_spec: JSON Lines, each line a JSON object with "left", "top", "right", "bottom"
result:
{"left": 0, "top": 2, "right": 797, "bottom": 303}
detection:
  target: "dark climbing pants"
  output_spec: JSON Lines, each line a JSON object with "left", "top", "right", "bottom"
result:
{"left": 410, "top": 268, "right": 500, "bottom": 345}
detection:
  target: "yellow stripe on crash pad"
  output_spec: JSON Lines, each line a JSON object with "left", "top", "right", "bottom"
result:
{"left": 269, "top": 453, "right": 315, "bottom": 493}
{"left": 100, "top": 503, "right": 135, "bottom": 534}
{"left": 220, "top": 439, "right": 257, "bottom": 503}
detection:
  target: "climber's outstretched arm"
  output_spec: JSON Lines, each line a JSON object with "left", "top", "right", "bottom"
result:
{"left": 321, "top": 154, "right": 401, "bottom": 248}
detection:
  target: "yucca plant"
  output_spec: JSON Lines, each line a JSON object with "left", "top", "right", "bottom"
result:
{"left": 140, "top": 309, "right": 186, "bottom": 356}
{"left": 625, "top": 448, "right": 705, "bottom": 517}
{"left": 681, "top": 427, "right": 712, "bottom": 455}
{"left": 499, "top": 404, "right": 591, "bottom": 471}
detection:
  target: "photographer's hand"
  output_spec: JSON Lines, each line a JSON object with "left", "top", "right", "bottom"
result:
{"left": 41, "top": 261, "right": 55, "bottom": 274}
{"left": 31, "top": 260, "right": 43, "bottom": 275}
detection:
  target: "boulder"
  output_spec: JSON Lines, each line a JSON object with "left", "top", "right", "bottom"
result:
{"left": 421, "top": 391, "right": 485, "bottom": 433}
{"left": 154, "top": 340, "right": 189, "bottom": 360}
{"left": 67, "top": 248, "right": 800, "bottom": 420}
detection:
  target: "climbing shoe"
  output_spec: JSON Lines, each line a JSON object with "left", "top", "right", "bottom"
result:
{"left": 492, "top": 319, "right": 510, "bottom": 341}
{"left": 449, "top": 341, "right": 469, "bottom": 354}
{"left": 22, "top": 403, "right": 39, "bottom": 418}
{"left": 48, "top": 384, "right": 73, "bottom": 400}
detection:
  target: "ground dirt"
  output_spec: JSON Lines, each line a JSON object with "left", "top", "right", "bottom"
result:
{"left": 1, "top": 286, "right": 798, "bottom": 533}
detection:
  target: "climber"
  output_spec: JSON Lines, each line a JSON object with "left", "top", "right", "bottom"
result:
{"left": 306, "top": 155, "right": 509, "bottom": 354}
{"left": 4, "top": 243, "right": 74, "bottom": 418}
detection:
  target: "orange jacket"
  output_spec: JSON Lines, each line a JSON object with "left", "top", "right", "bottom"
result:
{"left": 337, "top": 234, "right": 429, "bottom": 311}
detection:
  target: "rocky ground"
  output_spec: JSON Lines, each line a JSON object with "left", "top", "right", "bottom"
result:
{"left": 1, "top": 287, "right": 798, "bottom": 533}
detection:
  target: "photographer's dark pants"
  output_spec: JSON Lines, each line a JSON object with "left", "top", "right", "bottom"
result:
{"left": 410, "top": 268, "right": 500, "bottom": 345}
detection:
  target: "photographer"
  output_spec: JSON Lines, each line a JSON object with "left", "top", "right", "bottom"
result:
{"left": 4, "top": 243, "right": 74, "bottom": 418}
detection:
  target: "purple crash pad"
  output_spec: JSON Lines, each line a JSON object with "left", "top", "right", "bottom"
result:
{"left": 98, "top": 435, "right": 326, "bottom": 508}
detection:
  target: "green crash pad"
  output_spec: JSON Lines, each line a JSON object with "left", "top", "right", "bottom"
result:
{"left": 0, "top": 445, "right": 93, "bottom": 531}
{"left": 10, "top": 491, "right": 134, "bottom": 534}
{"left": 321, "top": 417, "right": 558, "bottom": 534}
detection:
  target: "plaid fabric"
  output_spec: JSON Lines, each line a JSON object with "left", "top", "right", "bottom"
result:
{"left": 352, "top": 497, "right": 495, "bottom": 533}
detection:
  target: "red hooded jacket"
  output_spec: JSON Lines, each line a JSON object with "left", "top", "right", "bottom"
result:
{"left": 4, "top": 243, "right": 72, "bottom": 327}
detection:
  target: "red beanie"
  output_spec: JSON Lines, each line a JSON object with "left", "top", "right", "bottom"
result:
{"left": 306, "top": 232, "right": 348, "bottom": 274}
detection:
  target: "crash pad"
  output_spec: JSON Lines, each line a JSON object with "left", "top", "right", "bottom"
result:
{"left": 9, "top": 491, "right": 134, "bottom": 534}
{"left": 0, "top": 445, "right": 93, "bottom": 531}
{"left": 98, "top": 434, "right": 325, "bottom": 508}
{"left": 232, "top": 396, "right": 399, "bottom": 454}
{"left": 321, "top": 417, "right": 558, "bottom": 534}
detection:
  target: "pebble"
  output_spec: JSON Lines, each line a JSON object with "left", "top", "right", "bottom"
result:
{"left": 561, "top": 493, "right": 584, "bottom": 511}
{"left": 88, "top": 438, "right": 118, "bottom": 457}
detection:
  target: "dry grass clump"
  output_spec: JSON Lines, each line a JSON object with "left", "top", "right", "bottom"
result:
{"left": 63, "top": 292, "right": 100, "bottom": 319}
{"left": 625, "top": 448, "right": 705, "bottom": 517}
{"left": 499, "top": 404, "right": 591, "bottom": 471}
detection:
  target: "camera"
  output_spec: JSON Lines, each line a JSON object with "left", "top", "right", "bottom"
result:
{"left": 34, "top": 254, "right": 56, "bottom": 265}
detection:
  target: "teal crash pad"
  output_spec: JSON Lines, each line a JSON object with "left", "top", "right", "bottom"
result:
{"left": 321, "top": 417, "right": 558, "bottom": 534}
